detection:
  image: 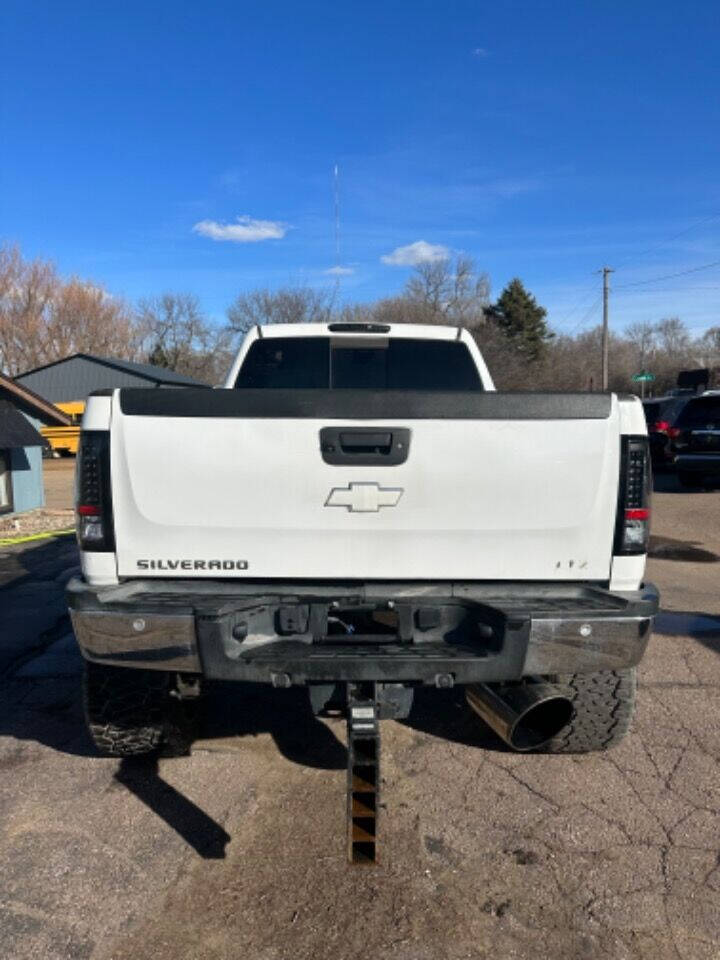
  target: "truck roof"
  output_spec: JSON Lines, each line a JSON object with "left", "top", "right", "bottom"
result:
{"left": 257, "top": 322, "right": 463, "bottom": 340}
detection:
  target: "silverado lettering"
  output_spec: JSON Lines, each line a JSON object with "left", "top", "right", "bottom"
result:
{"left": 136, "top": 559, "right": 248, "bottom": 570}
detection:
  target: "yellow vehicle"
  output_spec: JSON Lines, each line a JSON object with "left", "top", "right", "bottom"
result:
{"left": 41, "top": 401, "right": 85, "bottom": 456}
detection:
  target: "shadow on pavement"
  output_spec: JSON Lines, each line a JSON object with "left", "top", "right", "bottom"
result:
{"left": 653, "top": 473, "right": 681, "bottom": 494}
{"left": 1, "top": 674, "right": 346, "bottom": 858}
{"left": 0, "top": 673, "right": 99, "bottom": 758}
{"left": 653, "top": 473, "right": 720, "bottom": 494}
{"left": 0, "top": 533, "right": 78, "bottom": 591}
{"left": 400, "top": 686, "right": 510, "bottom": 753}
{"left": 654, "top": 609, "right": 720, "bottom": 657}
{"left": 0, "top": 534, "right": 79, "bottom": 679}
{"left": 111, "top": 686, "right": 504, "bottom": 861}
{"left": 115, "top": 756, "right": 231, "bottom": 859}
{"left": 0, "top": 672, "right": 348, "bottom": 769}
{"left": 201, "top": 681, "right": 347, "bottom": 770}
{"left": 648, "top": 535, "right": 719, "bottom": 563}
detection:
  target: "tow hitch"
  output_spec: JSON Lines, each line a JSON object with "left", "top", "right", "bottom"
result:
{"left": 346, "top": 682, "right": 380, "bottom": 864}
{"left": 309, "top": 679, "right": 414, "bottom": 863}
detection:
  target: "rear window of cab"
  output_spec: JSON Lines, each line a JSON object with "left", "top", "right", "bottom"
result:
{"left": 676, "top": 396, "right": 720, "bottom": 427}
{"left": 235, "top": 337, "right": 483, "bottom": 391}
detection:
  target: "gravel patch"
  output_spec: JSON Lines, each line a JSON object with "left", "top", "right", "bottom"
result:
{"left": 0, "top": 509, "right": 74, "bottom": 540}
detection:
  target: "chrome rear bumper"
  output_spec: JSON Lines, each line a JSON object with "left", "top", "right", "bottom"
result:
{"left": 67, "top": 578, "right": 659, "bottom": 685}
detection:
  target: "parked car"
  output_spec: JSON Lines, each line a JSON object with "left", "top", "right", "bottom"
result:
{"left": 642, "top": 396, "right": 691, "bottom": 469}
{"left": 671, "top": 391, "right": 720, "bottom": 487}
{"left": 66, "top": 321, "right": 658, "bottom": 861}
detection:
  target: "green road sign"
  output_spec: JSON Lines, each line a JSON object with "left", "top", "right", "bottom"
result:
{"left": 632, "top": 372, "right": 655, "bottom": 382}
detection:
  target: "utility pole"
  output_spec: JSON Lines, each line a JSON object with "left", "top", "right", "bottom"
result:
{"left": 601, "top": 266, "right": 614, "bottom": 390}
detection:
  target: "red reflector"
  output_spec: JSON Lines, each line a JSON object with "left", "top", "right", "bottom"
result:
{"left": 77, "top": 505, "right": 100, "bottom": 516}
{"left": 625, "top": 508, "right": 650, "bottom": 521}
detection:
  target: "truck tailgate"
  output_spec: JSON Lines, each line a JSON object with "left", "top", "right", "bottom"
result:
{"left": 110, "top": 389, "right": 620, "bottom": 581}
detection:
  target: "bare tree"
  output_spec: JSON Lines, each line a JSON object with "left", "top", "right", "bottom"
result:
{"left": 0, "top": 244, "right": 135, "bottom": 375}
{"left": 6, "top": 241, "right": 720, "bottom": 397}
{"left": 644, "top": 318, "right": 694, "bottom": 393}
{"left": 404, "top": 255, "right": 490, "bottom": 328}
{"left": 371, "top": 296, "right": 438, "bottom": 325}
{"left": 655, "top": 317, "right": 691, "bottom": 357}
{"left": 137, "top": 293, "right": 233, "bottom": 384}
{"left": 0, "top": 245, "right": 56, "bottom": 374}
{"left": 226, "top": 287, "right": 334, "bottom": 335}
{"left": 695, "top": 326, "right": 720, "bottom": 368}
{"left": 625, "top": 321, "right": 657, "bottom": 372}
{"left": 332, "top": 303, "right": 376, "bottom": 324}
{"left": 51, "top": 279, "right": 138, "bottom": 360}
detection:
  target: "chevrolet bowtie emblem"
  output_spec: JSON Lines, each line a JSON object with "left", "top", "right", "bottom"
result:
{"left": 325, "top": 482, "right": 403, "bottom": 513}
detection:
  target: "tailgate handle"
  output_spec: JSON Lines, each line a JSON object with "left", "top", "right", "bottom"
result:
{"left": 339, "top": 431, "right": 392, "bottom": 453}
{"left": 320, "top": 427, "right": 410, "bottom": 466}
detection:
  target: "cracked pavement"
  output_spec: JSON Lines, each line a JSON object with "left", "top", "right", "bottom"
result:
{"left": 0, "top": 477, "right": 719, "bottom": 960}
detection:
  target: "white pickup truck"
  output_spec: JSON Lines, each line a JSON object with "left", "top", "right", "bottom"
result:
{"left": 68, "top": 322, "right": 657, "bottom": 789}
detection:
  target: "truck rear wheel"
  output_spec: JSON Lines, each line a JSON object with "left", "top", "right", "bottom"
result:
{"left": 540, "top": 668, "right": 637, "bottom": 754}
{"left": 83, "top": 662, "right": 174, "bottom": 756}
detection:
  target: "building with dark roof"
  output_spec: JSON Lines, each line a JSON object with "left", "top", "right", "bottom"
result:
{"left": 15, "top": 353, "right": 207, "bottom": 404}
{"left": 0, "top": 373, "right": 71, "bottom": 516}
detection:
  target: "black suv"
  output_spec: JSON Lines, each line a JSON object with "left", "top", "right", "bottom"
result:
{"left": 671, "top": 392, "right": 720, "bottom": 487}
{"left": 642, "top": 396, "right": 691, "bottom": 470}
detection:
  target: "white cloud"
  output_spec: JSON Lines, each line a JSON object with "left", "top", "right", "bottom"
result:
{"left": 324, "top": 265, "right": 355, "bottom": 276}
{"left": 381, "top": 240, "right": 450, "bottom": 267}
{"left": 473, "top": 47, "right": 489, "bottom": 57}
{"left": 192, "top": 215, "right": 288, "bottom": 243}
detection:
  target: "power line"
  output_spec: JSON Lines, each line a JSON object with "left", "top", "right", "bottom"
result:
{"left": 614, "top": 258, "right": 720, "bottom": 289}
{"left": 612, "top": 285, "right": 720, "bottom": 296}
{"left": 550, "top": 215, "right": 720, "bottom": 333}
{"left": 614, "top": 212, "right": 720, "bottom": 272}
{"left": 565, "top": 294, "right": 603, "bottom": 337}
{"left": 619, "top": 285, "right": 720, "bottom": 292}
{"left": 553, "top": 281, "right": 600, "bottom": 329}
{"left": 548, "top": 215, "right": 720, "bottom": 363}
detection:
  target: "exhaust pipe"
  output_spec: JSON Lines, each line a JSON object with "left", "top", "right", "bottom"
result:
{"left": 465, "top": 680, "right": 574, "bottom": 752}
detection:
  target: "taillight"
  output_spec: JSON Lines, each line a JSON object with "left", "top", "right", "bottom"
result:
{"left": 653, "top": 420, "right": 670, "bottom": 433}
{"left": 614, "top": 436, "right": 651, "bottom": 555}
{"left": 666, "top": 426, "right": 681, "bottom": 440}
{"left": 76, "top": 431, "right": 115, "bottom": 552}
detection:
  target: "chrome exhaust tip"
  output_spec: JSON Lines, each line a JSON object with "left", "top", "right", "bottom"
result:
{"left": 465, "top": 680, "right": 574, "bottom": 752}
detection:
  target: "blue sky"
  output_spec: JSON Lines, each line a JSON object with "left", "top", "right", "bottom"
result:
{"left": 2, "top": 0, "right": 719, "bottom": 335}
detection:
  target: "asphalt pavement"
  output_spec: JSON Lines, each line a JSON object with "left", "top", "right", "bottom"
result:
{"left": 42, "top": 458, "right": 75, "bottom": 511}
{"left": 0, "top": 476, "right": 718, "bottom": 960}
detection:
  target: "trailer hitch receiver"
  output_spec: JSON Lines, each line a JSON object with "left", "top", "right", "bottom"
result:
{"left": 346, "top": 682, "right": 380, "bottom": 864}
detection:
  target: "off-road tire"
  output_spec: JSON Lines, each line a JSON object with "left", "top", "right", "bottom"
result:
{"left": 83, "top": 662, "right": 174, "bottom": 756}
{"left": 540, "top": 668, "right": 637, "bottom": 754}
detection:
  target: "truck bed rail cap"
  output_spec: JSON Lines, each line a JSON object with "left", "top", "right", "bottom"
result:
{"left": 117, "top": 389, "right": 613, "bottom": 420}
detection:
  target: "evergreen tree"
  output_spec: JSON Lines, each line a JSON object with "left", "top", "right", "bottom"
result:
{"left": 488, "top": 278, "right": 553, "bottom": 360}
{"left": 148, "top": 340, "right": 171, "bottom": 369}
